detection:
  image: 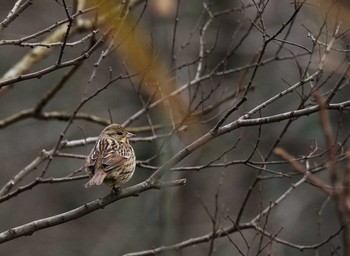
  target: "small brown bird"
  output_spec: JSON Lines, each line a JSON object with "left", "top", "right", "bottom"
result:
{"left": 85, "top": 124, "right": 136, "bottom": 190}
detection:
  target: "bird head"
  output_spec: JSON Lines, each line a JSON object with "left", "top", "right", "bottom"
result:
{"left": 102, "top": 124, "right": 135, "bottom": 142}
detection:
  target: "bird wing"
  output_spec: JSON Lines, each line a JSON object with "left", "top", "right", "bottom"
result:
{"left": 85, "top": 137, "right": 133, "bottom": 173}
{"left": 85, "top": 145, "right": 99, "bottom": 170}
{"left": 101, "top": 141, "right": 132, "bottom": 172}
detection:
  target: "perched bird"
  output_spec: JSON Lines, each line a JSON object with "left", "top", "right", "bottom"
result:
{"left": 85, "top": 124, "right": 136, "bottom": 190}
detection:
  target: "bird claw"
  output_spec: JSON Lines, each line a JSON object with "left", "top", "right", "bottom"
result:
{"left": 111, "top": 187, "right": 121, "bottom": 195}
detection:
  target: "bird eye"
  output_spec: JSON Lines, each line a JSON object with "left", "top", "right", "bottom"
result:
{"left": 117, "top": 131, "right": 123, "bottom": 135}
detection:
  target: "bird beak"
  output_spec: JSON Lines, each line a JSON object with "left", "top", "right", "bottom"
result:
{"left": 126, "top": 132, "right": 135, "bottom": 138}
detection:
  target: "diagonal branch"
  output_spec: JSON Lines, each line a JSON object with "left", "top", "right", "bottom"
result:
{"left": 0, "top": 178, "right": 186, "bottom": 244}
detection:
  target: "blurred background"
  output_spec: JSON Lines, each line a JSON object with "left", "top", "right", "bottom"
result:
{"left": 0, "top": 0, "right": 349, "bottom": 255}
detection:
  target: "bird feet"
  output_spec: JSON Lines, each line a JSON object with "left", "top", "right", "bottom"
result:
{"left": 111, "top": 187, "right": 121, "bottom": 195}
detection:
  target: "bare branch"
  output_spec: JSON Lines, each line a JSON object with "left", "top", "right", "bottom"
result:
{"left": 0, "top": 178, "right": 186, "bottom": 244}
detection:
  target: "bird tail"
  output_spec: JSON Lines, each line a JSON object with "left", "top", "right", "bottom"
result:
{"left": 85, "top": 171, "right": 107, "bottom": 188}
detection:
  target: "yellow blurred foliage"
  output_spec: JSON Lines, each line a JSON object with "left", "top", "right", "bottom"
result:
{"left": 87, "top": 0, "right": 186, "bottom": 125}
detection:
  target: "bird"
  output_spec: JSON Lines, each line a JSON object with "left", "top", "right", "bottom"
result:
{"left": 84, "top": 124, "right": 136, "bottom": 190}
